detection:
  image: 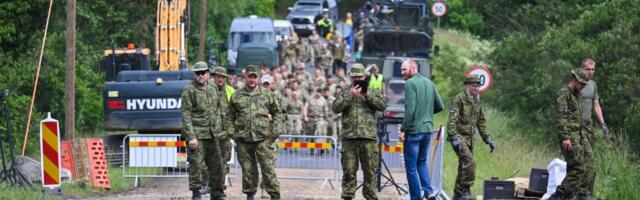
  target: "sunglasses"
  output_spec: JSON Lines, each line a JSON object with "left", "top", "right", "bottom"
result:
{"left": 195, "top": 71, "right": 208, "bottom": 76}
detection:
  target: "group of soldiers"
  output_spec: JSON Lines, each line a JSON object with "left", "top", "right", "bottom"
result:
{"left": 181, "top": 58, "right": 386, "bottom": 200}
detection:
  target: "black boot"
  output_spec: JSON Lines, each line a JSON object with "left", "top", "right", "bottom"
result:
{"left": 461, "top": 187, "right": 473, "bottom": 200}
{"left": 547, "top": 192, "right": 564, "bottom": 200}
{"left": 578, "top": 193, "right": 594, "bottom": 200}
{"left": 199, "top": 185, "right": 210, "bottom": 194}
{"left": 246, "top": 192, "right": 256, "bottom": 200}
{"left": 191, "top": 190, "right": 202, "bottom": 200}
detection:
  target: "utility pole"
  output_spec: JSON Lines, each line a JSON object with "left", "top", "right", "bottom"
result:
{"left": 65, "top": 0, "right": 76, "bottom": 140}
{"left": 198, "top": 0, "right": 206, "bottom": 62}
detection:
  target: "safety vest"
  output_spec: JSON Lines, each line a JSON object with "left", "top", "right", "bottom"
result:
{"left": 225, "top": 84, "right": 236, "bottom": 102}
{"left": 317, "top": 19, "right": 333, "bottom": 28}
{"left": 369, "top": 74, "right": 383, "bottom": 90}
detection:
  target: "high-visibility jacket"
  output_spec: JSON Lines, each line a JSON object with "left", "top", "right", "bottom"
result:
{"left": 225, "top": 84, "right": 236, "bottom": 102}
{"left": 369, "top": 74, "right": 383, "bottom": 90}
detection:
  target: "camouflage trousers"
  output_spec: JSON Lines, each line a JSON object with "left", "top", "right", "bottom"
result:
{"left": 220, "top": 135, "right": 232, "bottom": 175}
{"left": 236, "top": 139, "right": 281, "bottom": 199}
{"left": 453, "top": 140, "right": 475, "bottom": 196}
{"left": 583, "top": 121, "right": 597, "bottom": 194}
{"left": 286, "top": 114, "right": 303, "bottom": 135}
{"left": 187, "top": 138, "right": 226, "bottom": 198}
{"left": 328, "top": 116, "right": 341, "bottom": 139}
{"left": 340, "top": 139, "right": 379, "bottom": 200}
{"left": 555, "top": 126, "right": 595, "bottom": 198}
{"left": 306, "top": 117, "right": 328, "bottom": 143}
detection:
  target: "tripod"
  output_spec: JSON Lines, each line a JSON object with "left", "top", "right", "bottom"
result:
{"left": 0, "top": 89, "right": 32, "bottom": 187}
{"left": 375, "top": 117, "right": 407, "bottom": 194}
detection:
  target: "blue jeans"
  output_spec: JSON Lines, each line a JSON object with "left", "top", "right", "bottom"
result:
{"left": 403, "top": 132, "right": 433, "bottom": 199}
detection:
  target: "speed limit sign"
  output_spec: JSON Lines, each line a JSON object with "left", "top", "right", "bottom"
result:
{"left": 466, "top": 66, "right": 493, "bottom": 93}
{"left": 431, "top": 2, "right": 447, "bottom": 17}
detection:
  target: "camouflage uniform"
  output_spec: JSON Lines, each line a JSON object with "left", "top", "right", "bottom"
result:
{"left": 332, "top": 64, "right": 386, "bottom": 200}
{"left": 297, "top": 40, "right": 314, "bottom": 66}
{"left": 211, "top": 67, "right": 236, "bottom": 176}
{"left": 286, "top": 98, "right": 304, "bottom": 135}
{"left": 305, "top": 94, "right": 329, "bottom": 139}
{"left": 228, "top": 65, "right": 286, "bottom": 199}
{"left": 181, "top": 62, "right": 226, "bottom": 199}
{"left": 324, "top": 94, "right": 339, "bottom": 139}
{"left": 551, "top": 69, "right": 593, "bottom": 199}
{"left": 446, "top": 76, "right": 493, "bottom": 199}
{"left": 284, "top": 43, "right": 298, "bottom": 72}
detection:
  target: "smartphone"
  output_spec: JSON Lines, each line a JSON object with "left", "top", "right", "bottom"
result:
{"left": 353, "top": 80, "right": 369, "bottom": 94}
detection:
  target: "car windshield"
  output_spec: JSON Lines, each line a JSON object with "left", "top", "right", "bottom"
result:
{"left": 275, "top": 27, "right": 290, "bottom": 36}
{"left": 295, "top": 2, "right": 321, "bottom": 11}
{"left": 386, "top": 82, "right": 405, "bottom": 105}
{"left": 229, "top": 32, "right": 275, "bottom": 50}
{"left": 363, "top": 32, "right": 431, "bottom": 58}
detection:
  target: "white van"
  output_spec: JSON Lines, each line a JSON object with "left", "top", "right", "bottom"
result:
{"left": 274, "top": 20, "right": 294, "bottom": 42}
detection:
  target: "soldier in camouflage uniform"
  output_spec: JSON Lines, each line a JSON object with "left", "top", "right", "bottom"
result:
{"left": 181, "top": 62, "right": 227, "bottom": 200}
{"left": 316, "top": 43, "right": 334, "bottom": 76}
{"left": 210, "top": 67, "right": 236, "bottom": 176}
{"left": 297, "top": 39, "right": 314, "bottom": 67}
{"left": 284, "top": 40, "right": 298, "bottom": 72}
{"left": 286, "top": 92, "right": 304, "bottom": 135}
{"left": 447, "top": 75, "right": 495, "bottom": 200}
{"left": 304, "top": 88, "right": 329, "bottom": 154}
{"left": 332, "top": 63, "right": 386, "bottom": 200}
{"left": 549, "top": 69, "right": 592, "bottom": 200}
{"left": 228, "top": 65, "right": 286, "bottom": 200}
{"left": 323, "top": 87, "right": 339, "bottom": 139}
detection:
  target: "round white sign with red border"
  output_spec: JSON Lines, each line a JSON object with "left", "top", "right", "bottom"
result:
{"left": 466, "top": 66, "right": 493, "bottom": 93}
{"left": 431, "top": 2, "right": 448, "bottom": 17}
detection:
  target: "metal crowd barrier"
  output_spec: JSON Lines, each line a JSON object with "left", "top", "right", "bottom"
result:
{"left": 121, "top": 134, "right": 239, "bottom": 187}
{"left": 274, "top": 135, "right": 340, "bottom": 189}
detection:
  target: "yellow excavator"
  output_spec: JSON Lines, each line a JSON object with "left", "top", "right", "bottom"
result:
{"left": 102, "top": 0, "right": 193, "bottom": 132}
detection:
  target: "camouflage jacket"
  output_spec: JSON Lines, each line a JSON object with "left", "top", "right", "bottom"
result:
{"left": 181, "top": 82, "right": 222, "bottom": 140}
{"left": 332, "top": 86, "right": 386, "bottom": 141}
{"left": 555, "top": 86, "right": 583, "bottom": 141}
{"left": 306, "top": 96, "right": 328, "bottom": 119}
{"left": 447, "top": 92, "right": 488, "bottom": 143}
{"left": 228, "top": 87, "right": 287, "bottom": 142}
{"left": 214, "top": 83, "right": 234, "bottom": 137}
{"left": 286, "top": 98, "right": 304, "bottom": 115}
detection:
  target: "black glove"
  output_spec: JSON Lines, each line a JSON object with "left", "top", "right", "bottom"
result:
{"left": 451, "top": 135, "right": 462, "bottom": 152}
{"left": 484, "top": 137, "right": 495, "bottom": 153}
{"left": 602, "top": 123, "right": 609, "bottom": 136}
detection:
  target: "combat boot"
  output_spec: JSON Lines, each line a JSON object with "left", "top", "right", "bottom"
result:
{"left": 191, "top": 190, "right": 202, "bottom": 200}
{"left": 461, "top": 187, "right": 473, "bottom": 200}
{"left": 246, "top": 192, "right": 256, "bottom": 200}
{"left": 547, "top": 192, "right": 564, "bottom": 200}
{"left": 578, "top": 193, "right": 594, "bottom": 200}
{"left": 199, "top": 185, "right": 210, "bottom": 194}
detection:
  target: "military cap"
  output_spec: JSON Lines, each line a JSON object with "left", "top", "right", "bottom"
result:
{"left": 245, "top": 65, "right": 261, "bottom": 76}
{"left": 571, "top": 68, "right": 590, "bottom": 84}
{"left": 464, "top": 75, "right": 481, "bottom": 85}
{"left": 349, "top": 63, "right": 365, "bottom": 77}
{"left": 191, "top": 61, "right": 209, "bottom": 72}
{"left": 211, "top": 66, "right": 228, "bottom": 77}
{"left": 260, "top": 75, "right": 273, "bottom": 84}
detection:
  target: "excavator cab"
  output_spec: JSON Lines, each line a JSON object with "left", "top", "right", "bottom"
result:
{"left": 103, "top": 44, "right": 151, "bottom": 82}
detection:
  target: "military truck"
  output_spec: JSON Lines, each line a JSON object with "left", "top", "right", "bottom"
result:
{"left": 226, "top": 16, "right": 278, "bottom": 74}
{"left": 359, "top": 0, "right": 434, "bottom": 122}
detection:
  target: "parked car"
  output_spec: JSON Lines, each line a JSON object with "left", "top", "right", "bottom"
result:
{"left": 286, "top": 0, "right": 338, "bottom": 36}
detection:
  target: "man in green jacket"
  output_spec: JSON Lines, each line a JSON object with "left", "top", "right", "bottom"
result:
{"left": 399, "top": 59, "right": 444, "bottom": 200}
{"left": 181, "top": 62, "right": 227, "bottom": 200}
{"left": 332, "top": 63, "right": 386, "bottom": 200}
{"left": 446, "top": 75, "right": 495, "bottom": 200}
{"left": 228, "top": 65, "right": 286, "bottom": 200}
